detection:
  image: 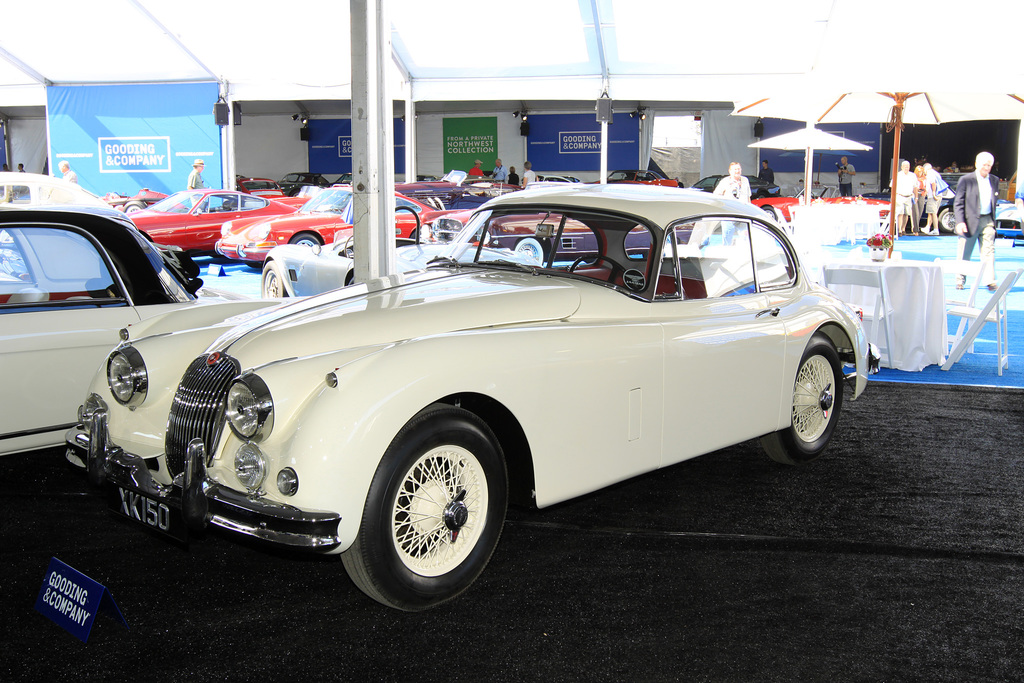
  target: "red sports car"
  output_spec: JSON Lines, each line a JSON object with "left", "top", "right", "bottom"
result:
{"left": 753, "top": 187, "right": 891, "bottom": 223}
{"left": 103, "top": 188, "right": 168, "bottom": 213}
{"left": 215, "top": 187, "right": 459, "bottom": 263}
{"left": 605, "top": 169, "right": 681, "bottom": 187}
{"left": 130, "top": 190, "right": 299, "bottom": 252}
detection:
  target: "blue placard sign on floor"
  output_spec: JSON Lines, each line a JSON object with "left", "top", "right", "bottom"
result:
{"left": 34, "top": 557, "right": 128, "bottom": 642}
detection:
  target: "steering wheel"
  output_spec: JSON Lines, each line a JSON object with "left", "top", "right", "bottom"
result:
{"left": 569, "top": 256, "right": 613, "bottom": 273}
{"left": 395, "top": 205, "right": 422, "bottom": 243}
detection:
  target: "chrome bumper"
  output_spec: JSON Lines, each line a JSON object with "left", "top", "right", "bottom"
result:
{"left": 65, "top": 404, "right": 342, "bottom": 551}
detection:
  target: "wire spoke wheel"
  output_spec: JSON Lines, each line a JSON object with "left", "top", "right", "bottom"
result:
{"left": 391, "top": 445, "right": 487, "bottom": 577}
{"left": 760, "top": 336, "right": 842, "bottom": 465}
{"left": 791, "top": 355, "right": 834, "bottom": 443}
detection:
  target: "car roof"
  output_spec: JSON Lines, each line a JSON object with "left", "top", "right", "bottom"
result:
{"left": 480, "top": 183, "right": 770, "bottom": 225}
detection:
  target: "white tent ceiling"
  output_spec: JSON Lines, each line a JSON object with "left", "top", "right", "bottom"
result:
{"left": 2, "top": 0, "right": 1021, "bottom": 117}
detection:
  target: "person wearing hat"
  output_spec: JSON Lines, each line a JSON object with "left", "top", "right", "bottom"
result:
{"left": 187, "top": 159, "right": 206, "bottom": 190}
{"left": 467, "top": 160, "right": 484, "bottom": 177}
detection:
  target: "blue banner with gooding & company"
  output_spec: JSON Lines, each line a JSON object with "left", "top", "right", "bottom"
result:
{"left": 306, "top": 118, "right": 406, "bottom": 176}
{"left": 525, "top": 113, "right": 640, "bottom": 173}
{"left": 47, "top": 83, "right": 223, "bottom": 197}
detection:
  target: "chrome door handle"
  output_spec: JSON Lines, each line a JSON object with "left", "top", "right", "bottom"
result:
{"left": 756, "top": 307, "right": 780, "bottom": 318}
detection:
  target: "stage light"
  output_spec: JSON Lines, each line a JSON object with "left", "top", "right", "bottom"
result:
{"left": 513, "top": 111, "right": 520, "bottom": 118}
{"left": 291, "top": 114, "right": 299, "bottom": 121}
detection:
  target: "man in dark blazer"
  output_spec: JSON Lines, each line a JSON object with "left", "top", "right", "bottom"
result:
{"left": 953, "top": 151, "right": 999, "bottom": 290}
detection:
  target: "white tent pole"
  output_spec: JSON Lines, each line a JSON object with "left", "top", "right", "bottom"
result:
{"left": 803, "top": 120, "right": 814, "bottom": 206}
{"left": 600, "top": 120, "right": 608, "bottom": 183}
{"left": 351, "top": 0, "right": 395, "bottom": 282}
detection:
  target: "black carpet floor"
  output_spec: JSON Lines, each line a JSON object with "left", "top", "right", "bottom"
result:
{"left": 2, "top": 382, "right": 1023, "bottom": 682}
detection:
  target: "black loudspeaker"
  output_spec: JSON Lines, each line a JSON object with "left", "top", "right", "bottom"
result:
{"left": 753, "top": 118, "right": 764, "bottom": 139}
{"left": 596, "top": 97, "right": 613, "bottom": 122}
{"left": 232, "top": 102, "right": 242, "bottom": 126}
{"left": 300, "top": 127, "right": 310, "bottom": 141}
{"left": 520, "top": 120, "right": 530, "bottom": 136}
{"left": 213, "top": 101, "right": 229, "bottom": 126}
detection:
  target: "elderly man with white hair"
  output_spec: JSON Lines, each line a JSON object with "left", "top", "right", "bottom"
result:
{"left": 952, "top": 151, "right": 1000, "bottom": 290}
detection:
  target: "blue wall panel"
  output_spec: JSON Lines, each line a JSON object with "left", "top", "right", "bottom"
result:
{"left": 47, "top": 83, "right": 222, "bottom": 196}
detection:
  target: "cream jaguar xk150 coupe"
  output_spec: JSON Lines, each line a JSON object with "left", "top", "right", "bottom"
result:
{"left": 67, "top": 183, "right": 878, "bottom": 610}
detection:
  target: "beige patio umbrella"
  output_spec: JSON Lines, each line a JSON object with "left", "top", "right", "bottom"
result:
{"left": 735, "top": 92, "right": 1024, "bottom": 247}
{"left": 749, "top": 123, "right": 872, "bottom": 206}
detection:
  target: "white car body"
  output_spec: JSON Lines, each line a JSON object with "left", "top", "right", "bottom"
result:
{"left": 0, "top": 207, "right": 271, "bottom": 455}
{"left": 0, "top": 172, "right": 110, "bottom": 209}
{"left": 67, "top": 184, "right": 876, "bottom": 610}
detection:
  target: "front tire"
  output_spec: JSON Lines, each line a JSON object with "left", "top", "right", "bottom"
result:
{"left": 124, "top": 201, "right": 145, "bottom": 213}
{"left": 760, "top": 335, "right": 843, "bottom": 465}
{"left": 342, "top": 404, "right": 508, "bottom": 611}
{"left": 261, "top": 260, "right": 289, "bottom": 298}
{"left": 761, "top": 205, "right": 780, "bottom": 222}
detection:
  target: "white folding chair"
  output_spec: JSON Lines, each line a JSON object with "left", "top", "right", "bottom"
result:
{"left": 823, "top": 265, "right": 895, "bottom": 368}
{"left": 934, "top": 258, "right": 983, "bottom": 353}
{"left": 941, "top": 268, "right": 1022, "bottom": 376}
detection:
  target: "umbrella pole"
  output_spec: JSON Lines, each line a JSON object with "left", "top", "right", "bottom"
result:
{"left": 887, "top": 95, "right": 908, "bottom": 255}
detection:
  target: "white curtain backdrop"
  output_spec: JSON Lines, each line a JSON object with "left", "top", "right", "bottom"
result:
{"left": 701, "top": 110, "right": 756, "bottom": 178}
{"left": 11, "top": 118, "right": 47, "bottom": 176}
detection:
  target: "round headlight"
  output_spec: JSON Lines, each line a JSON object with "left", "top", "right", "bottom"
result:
{"left": 107, "top": 347, "right": 147, "bottom": 408}
{"left": 234, "top": 443, "right": 267, "bottom": 491}
{"left": 252, "top": 223, "right": 272, "bottom": 241}
{"left": 225, "top": 373, "right": 274, "bottom": 441}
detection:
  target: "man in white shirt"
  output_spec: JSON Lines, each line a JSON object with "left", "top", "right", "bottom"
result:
{"left": 57, "top": 160, "right": 78, "bottom": 184}
{"left": 712, "top": 162, "right": 751, "bottom": 203}
{"left": 522, "top": 161, "right": 537, "bottom": 187}
{"left": 894, "top": 160, "right": 916, "bottom": 235}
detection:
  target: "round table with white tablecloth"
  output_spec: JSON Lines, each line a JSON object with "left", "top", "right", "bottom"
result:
{"left": 821, "top": 258, "right": 946, "bottom": 371}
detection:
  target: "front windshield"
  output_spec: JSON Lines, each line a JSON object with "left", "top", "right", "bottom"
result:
{"left": 442, "top": 170, "right": 468, "bottom": 185}
{"left": 300, "top": 187, "right": 353, "bottom": 214}
{"left": 434, "top": 207, "right": 657, "bottom": 295}
{"left": 148, "top": 191, "right": 204, "bottom": 214}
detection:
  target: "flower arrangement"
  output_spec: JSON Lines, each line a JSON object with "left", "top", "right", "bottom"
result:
{"left": 866, "top": 233, "right": 893, "bottom": 249}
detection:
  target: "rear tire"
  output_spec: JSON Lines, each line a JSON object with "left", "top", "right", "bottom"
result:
{"left": 289, "top": 231, "right": 322, "bottom": 248}
{"left": 760, "top": 335, "right": 843, "bottom": 465}
{"left": 342, "top": 404, "right": 508, "bottom": 611}
{"left": 124, "top": 201, "right": 145, "bottom": 213}
{"left": 937, "top": 208, "right": 955, "bottom": 234}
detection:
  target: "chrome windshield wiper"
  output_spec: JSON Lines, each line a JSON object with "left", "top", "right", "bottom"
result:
{"left": 426, "top": 256, "right": 461, "bottom": 268}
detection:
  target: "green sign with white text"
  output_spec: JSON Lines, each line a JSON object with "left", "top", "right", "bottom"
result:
{"left": 443, "top": 117, "right": 497, "bottom": 174}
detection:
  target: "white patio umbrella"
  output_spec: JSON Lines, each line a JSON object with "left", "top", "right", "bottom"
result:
{"left": 734, "top": 92, "right": 1024, "bottom": 243}
{"left": 749, "top": 123, "right": 872, "bottom": 206}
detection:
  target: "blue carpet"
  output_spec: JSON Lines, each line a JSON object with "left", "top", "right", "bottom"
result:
{"left": 822, "top": 235, "right": 1024, "bottom": 389}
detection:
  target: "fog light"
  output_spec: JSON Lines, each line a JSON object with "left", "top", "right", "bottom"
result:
{"left": 234, "top": 443, "right": 267, "bottom": 491}
{"left": 277, "top": 468, "right": 298, "bottom": 496}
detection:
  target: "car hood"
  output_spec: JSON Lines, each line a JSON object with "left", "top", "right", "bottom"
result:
{"left": 210, "top": 269, "right": 582, "bottom": 368}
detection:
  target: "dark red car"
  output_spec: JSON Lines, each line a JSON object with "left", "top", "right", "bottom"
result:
{"left": 130, "top": 189, "right": 298, "bottom": 252}
{"left": 103, "top": 188, "right": 168, "bottom": 213}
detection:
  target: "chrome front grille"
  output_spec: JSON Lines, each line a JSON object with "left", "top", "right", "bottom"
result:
{"left": 165, "top": 353, "right": 240, "bottom": 477}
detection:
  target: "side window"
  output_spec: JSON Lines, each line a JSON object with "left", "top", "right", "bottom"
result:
{"left": 665, "top": 219, "right": 756, "bottom": 300}
{"left": 0, "top": 226, "right": 120, "bottom": 306}
{"left": 751, "top": 223, "right": 796, "bottom": 290}
{"left": 239, "top": 195, "right": 267, "bottom": 211}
